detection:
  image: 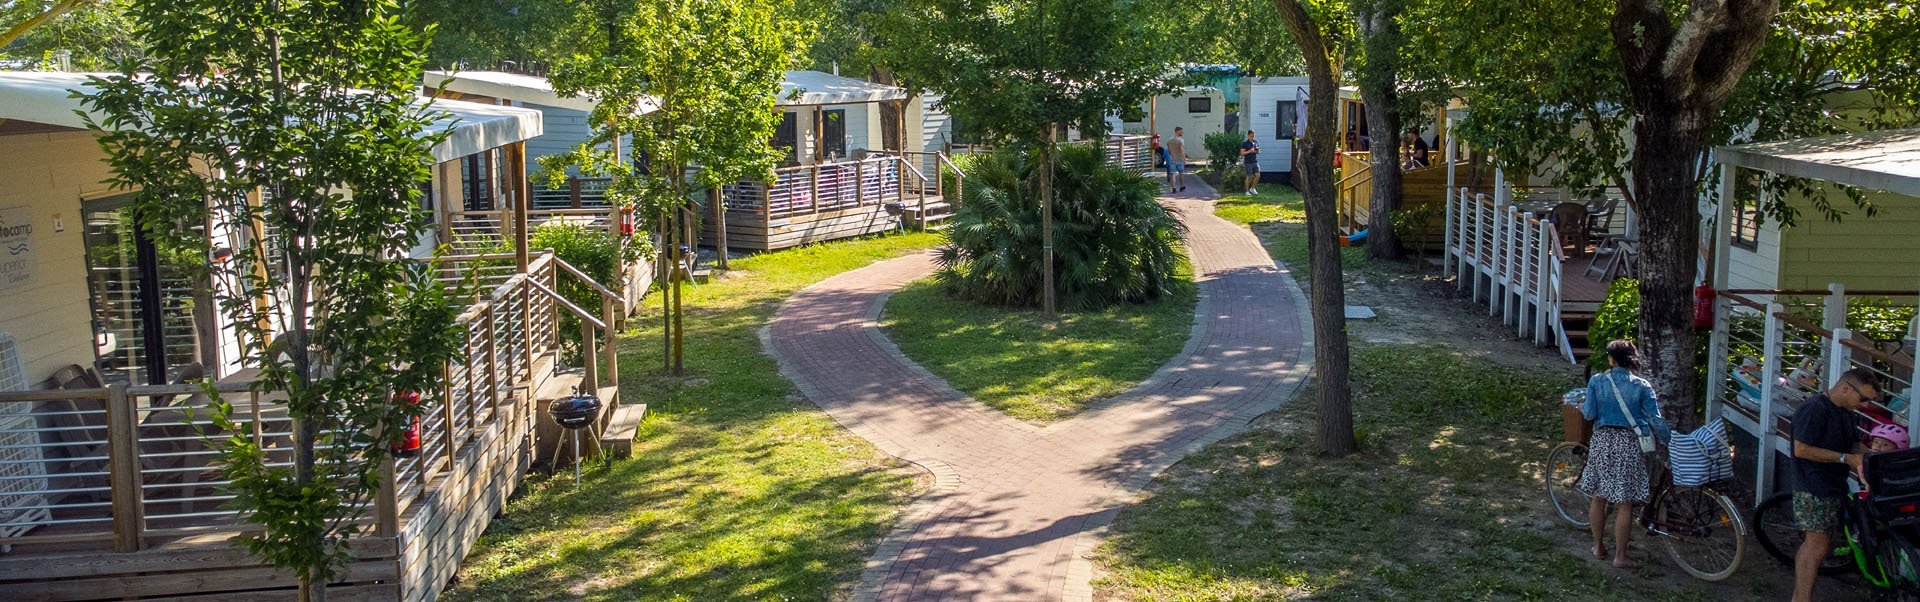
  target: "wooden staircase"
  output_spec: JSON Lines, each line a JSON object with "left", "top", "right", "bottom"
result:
{"left": 526, "top": 255, "right": 648, "bottom": 467}
{"left": 1559, "top": 303, "right": 1601, "bottom": 362}
{"left": 902, "top": 199, "right": 953, "bottom": 229}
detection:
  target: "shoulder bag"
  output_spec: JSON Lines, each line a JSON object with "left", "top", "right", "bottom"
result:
{"left": 1608, "top": 373, "right": 1659, "bottom": 454}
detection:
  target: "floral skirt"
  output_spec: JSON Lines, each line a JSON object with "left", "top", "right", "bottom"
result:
{"left": 1580, "top": 427, "right": 1650, "bottom": 503}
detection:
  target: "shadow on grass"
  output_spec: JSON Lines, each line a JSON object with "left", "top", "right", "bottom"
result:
{"left": 1094, "top": 344, "right": 1804, "bottom": 601}
{"left": 445, "top": 231, "right": 942, "bottom": 602}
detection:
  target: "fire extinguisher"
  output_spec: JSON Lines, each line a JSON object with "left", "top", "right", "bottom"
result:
{"left": 619, "top": 205, "right": 636, "bottom": 236}
{"left": 392, "top": 391, "right": 422, "bottom": 458}
{"left": 1693, "top": 285, "right": 1716, "bottom": 329}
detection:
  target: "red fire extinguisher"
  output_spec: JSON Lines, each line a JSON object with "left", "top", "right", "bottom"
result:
{"left": 619, "top": 205, "right": 636, "bottom": 236}
{"left": 392, "top": 391, "right": 422, "bottom": 458}
{"left": 1692, "top": 285, "right": 1716, "bottom": 329}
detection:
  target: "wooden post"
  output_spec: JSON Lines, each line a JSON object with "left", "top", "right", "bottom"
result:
{"left": 1705, "top": 162, "right": 1738, "bottom": 419}
{"left": 375, "top": 456, "right": 398, "bottom": 537}
{"left": 809, "top": 166, "right": 821, "bottom": 215}
{"left": 442, "top": 361, "right": 457, "bottom": 468}
{"left": 1443, "top": 120, "right": 1458, "bottom": 279}
{"left": 522, "top": 275, "right": 535, "bottom": 380}
{"left": 570, "top": 177, "right": 582, "bottom": 209}
{"left": 106, "top": 384, "right": 142, "bottom": 553}
{"left": 510, "top": 142, "right": 530, "bottom": 271}
{"left": 482, "top": 304, "right": 499, "bottom": 434}
{"left": 856, "top": 160, "right": 867, "bottom": 208}
{"left": 711, "top": 188, "right": 729, "bottom": 269}
{"left": 602, "top": 296, "right": 619, "bottom": 391}
{"left": 581, "top": 321, "right": 599, "bottom": 393}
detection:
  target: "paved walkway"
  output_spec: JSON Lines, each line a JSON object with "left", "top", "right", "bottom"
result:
{"left": 762, "top": 179, "right": 1313, "bottom": 601}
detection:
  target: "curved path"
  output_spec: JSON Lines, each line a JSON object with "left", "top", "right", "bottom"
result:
{"left": 763, "top": 181, "right": 1313, "bottom": 601}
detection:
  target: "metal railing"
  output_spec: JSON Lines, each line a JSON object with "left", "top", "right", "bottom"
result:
{"left": 0, "top": 250, "right": 620, "bottom": 553}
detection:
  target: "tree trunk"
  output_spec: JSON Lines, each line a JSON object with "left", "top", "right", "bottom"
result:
{"left": 1357, "top": 8, "right": 1404, "bottom": 261}
{"left": 1609, "top": 0, "right": 1777, "bottom": 427}
{"left": 1628, "top": 112, "right": 1710, "bottom": 429}
{"left": 1040, "top": 129, "right": 1056, "bottom": 318}
{"left": 873, "top": 69, "right": 903, "bottom": 152}
{"left": 1272, "top": 0, "right": 1356, "bottom": 456}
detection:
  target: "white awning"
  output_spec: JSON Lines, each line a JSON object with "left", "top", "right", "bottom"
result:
{"left": 780, "top": 70, "right": 909, "bottom": 106}
{"left": 1716, "top": 128, "right": 1920, "bottom": 198}
{"left": 424, "top": 69, "right": 663, "bottom": 117}
{"left": 0, "top": 71, "right": 542, "bottom": 162}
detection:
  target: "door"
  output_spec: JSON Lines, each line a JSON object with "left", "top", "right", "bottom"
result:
{"left": 80, "top": 197, "right": 208, "bottom": 386}
{"left": 823, "top": 109, "right": 847, "bottom": 160}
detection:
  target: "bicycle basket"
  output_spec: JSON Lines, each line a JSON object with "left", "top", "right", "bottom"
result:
{"left": 1866, "top": 447, "right": 1920, "bottom": 526}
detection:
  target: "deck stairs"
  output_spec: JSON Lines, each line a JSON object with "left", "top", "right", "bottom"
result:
{"left": 1559, "top": 302, "right": 1601, "bottom": 362}
{"left": 902, "top": 199, "right": 953, "bottom": 229}
{"left": 528, "top": 355, "right": 646, "bottom": 466}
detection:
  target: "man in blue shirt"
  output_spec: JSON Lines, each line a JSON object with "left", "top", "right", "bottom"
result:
{"left": 1791, "top": 367, "right": 1882, "bottom": 602}
{"left": 1238, "top": 130, "right": 1260, "bottom": 195}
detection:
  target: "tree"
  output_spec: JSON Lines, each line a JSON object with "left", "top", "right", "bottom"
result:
{"left": 80, "top": 1, "right": 464, "bottom": 599}
{"left": 410, "top": 0, "right": 574, "bottom": 68}
{"left": 1351, "top": 0, "right": 1404, "bottom": 260}
{"left": 1415, "top": 0, "right": 1919, "bottom": 421}
{"left": 0, "top": 0, "right": 141, "bottom": 70}
{"left": 1268, "top": 0, "right": 1358, "bottom": 456}
{"left": 872, "top": 0, "right": 1172, "bottom": 316}
{"left": 542, "top": 0, "right": 807, "bottom": 374}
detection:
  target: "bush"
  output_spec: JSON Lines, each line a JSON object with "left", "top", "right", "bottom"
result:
{"left": 527, "top": 222, "right": 634, "bottom": 363}
{"left": 1203, "top": 131, "right": 1243, "bottom": 176}
{"left": 1390, "top": 203, "right": 1443, "bottom": 258}
{"left": 1588, "top": 279, "right": 1641, "bottom": 371}
{"left": 935, "top": 145, "right": 1186, "bottom": 310}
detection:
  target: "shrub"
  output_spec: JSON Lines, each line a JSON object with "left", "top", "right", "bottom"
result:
{"left": 1203, "top": 131, "right": 1243, "bottom": 176}
{"left": 935, "top": 145, "right": 1186, "bottom": 310}
{"left": 1390, "top": 203, "right": 1443, "bottom": 258}
{"left": 1588, "top": 279, "right": 1641, "bottom": 371}
{"left": 527, "top": 222, "right": 636, "bottom": 363}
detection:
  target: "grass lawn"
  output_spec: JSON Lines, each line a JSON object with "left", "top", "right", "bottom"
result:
{"left": 880, "top": 272, "right": 1197, "bottom": 422}
{"left": 1214, "top": 187, "right": 1369, "bottom": 274}
{"left": 446, "top": 231, "right": 943, "bottom": 602}
{"left": 1094, "top": 344, "right": 1783, "bottom": 600}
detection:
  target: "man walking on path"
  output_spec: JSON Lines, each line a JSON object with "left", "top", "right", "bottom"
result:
{"left": 1791, "top": 367, "right": 1881, "bottom": 602}
{"left": 1239, "top": 130, "right": 1261, "bottom": 195}
{"left": 1167, "top": 127, "right": 1189, "bottom": 192}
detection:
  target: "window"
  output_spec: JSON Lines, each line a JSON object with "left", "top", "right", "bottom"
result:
{"left": 1275, "top": 101, "right": 1297, "bottom": 140}
{"left": 774, "top": 113, "right": 798, "bottom": 165}
{"left": 1188, "top": 97, "right": 1212, "bottom": 114}
{"left": 1730, "top": 171, "right": 1762, "bottom": 251}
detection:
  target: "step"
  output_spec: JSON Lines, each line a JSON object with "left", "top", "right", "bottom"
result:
{"left": 1564, "top": 329, "right": 1590, "bottom": 340}
{"left": 599, "top": 397, "right": 647, "bottom": 459}
{"left": 902, "top": 201, "right": 951, "bottom": 214}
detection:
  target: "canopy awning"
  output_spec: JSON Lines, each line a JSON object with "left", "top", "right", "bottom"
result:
{"left": 0, "top": 71, "right": 542, "bottom": 162}
{"left": 423, "top": 69, "right": 664, "bottom": 117}
{"left": 780, "top": 70, "right": 908, "bottom": 106}
{"left": 1716, "top": 128, "right": 1920, "bottom": 197}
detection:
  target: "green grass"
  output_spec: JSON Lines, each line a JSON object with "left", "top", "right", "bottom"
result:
{"left": 447, "top": 231, "right": 943, "bottom": 602}
{"left": 1094, "top": 344, "right": 1783, "bottom": 600}
{"left": 1214, "top": 186, "right": 1370, "bottom": 276}
{"left": 880, "top": 273, "right": 1198, "bottom": 423}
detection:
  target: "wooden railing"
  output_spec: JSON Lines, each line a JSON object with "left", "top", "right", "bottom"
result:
{"left": 532, "top": 176, "right": 613, "bottom": 210}
{"left": 1707, "top": 288, "right": 1919, "bottom": 502}
{"left": 1335, "top": 151, "right": 1373, "bottom": 232}
{"left": 1102, "top": 134, "right": 1153, "bottom": 174}
{"left": 1442, "top": 184, "right": 1575, "bottom": 358}
{"left": 0, "top": 250, "right": 617, "bottom": 553}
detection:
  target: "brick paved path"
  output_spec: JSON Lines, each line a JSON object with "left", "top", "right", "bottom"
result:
{"left": 763, "top": 180, "right": 1312, "bottom": 601}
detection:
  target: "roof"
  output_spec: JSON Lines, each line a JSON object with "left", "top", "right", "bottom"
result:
{"left": 0, "top": 71, "right": 542, "bottom": 162}
{"left": 424, "top": 70, "right": 664, "bottom": 116}
{"left": 780, "top": 70, "right": 908, "bottom": 106}
{"left": 1716, "top": 128, "right": 1920, "bottom": 198}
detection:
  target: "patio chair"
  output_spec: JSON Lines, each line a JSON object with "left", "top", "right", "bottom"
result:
{"left": 1585, "top": 198, "right": 1619, "bottom": 241}
{"left": 1547, "top": 202, "right": 1589, "bottom": 257}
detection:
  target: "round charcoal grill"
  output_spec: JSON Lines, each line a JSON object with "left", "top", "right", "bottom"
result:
{"left": 547, "top": 388, "right": 604, "bottom": 485}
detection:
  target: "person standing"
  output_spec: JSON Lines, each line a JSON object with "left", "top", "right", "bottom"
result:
{"left": 1166, "top": 127, "right": 1189, "bottom": 193}
{"left": 1579, "top": 340, "right": 1667, "bottom": 568}
{"left": 1238, "top": 130, "right": 1260, "bottom": 195}
{"left": 1791, "top": 368, "right": 1883, "bottom": 602}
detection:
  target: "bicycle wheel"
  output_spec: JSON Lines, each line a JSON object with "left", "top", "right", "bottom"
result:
{"left": 1751, "top": 493, "right": 1852, "bottom": 574}
{"left": 1877, "top": 528, "right": 1920, "bottom": 596}
{"left": 1655, "top": 486, "right": 1746, "bottom": 581}
{"left": 1545, "top": 442, "right": 1590, "bottom": 528}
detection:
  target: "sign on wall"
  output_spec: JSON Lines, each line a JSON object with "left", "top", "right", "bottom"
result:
{"left": 0, "top": 206, "right": 37, "bottom": 294}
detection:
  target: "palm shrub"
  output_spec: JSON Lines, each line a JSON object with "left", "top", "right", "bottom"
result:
{"left": 935, "top": 145, "right": 1185, "bottom": 310}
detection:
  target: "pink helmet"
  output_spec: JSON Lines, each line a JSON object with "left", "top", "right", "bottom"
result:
{"left": 1871, "top": 423, "right": 1910, "bottom": 450}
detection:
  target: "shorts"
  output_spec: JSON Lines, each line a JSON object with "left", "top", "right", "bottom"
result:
{"left": 1168, "top": 161, "right": 1186, "bottom": 174}
{"left": 1243, "top": 163, "right": 1261, "bottom": 175}
{"left": 1794, "top": 491, "right": 1842, "bottom": 533}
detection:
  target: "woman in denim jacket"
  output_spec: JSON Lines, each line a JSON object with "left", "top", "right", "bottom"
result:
{"left": 1579, "top": 340, "right": 1669, "bottom": 568}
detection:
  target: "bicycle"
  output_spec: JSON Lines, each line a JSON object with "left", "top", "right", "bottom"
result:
{"left": 1544, "top": 439, "right": 1749, "bottom": 581}
{"left": 1751, "top": 450, "right": 1920, "bottom": 600}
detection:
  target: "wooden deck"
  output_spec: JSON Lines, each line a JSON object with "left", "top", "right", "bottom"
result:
{"left": 0, "top": 252, "right": 631, "bottom": 601}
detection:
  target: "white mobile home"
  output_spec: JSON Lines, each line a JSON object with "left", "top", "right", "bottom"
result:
{"left": 1110, "top": 87, "right": 1229, "bottom": 160}
{"left": 1238, "top": 76, "right": 1309, "bottom": 179}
